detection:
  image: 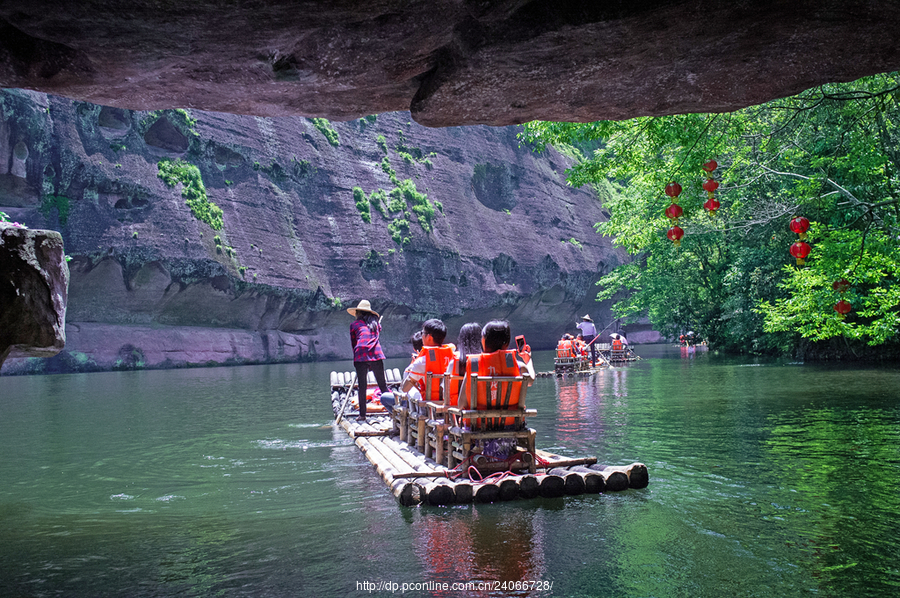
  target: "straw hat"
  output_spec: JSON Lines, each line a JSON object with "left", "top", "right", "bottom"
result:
{"left": 347, "top": 299, "right": 379, "bottom": 318}
{"left": 581, "top": 314, "right": 593, "bottom": 321}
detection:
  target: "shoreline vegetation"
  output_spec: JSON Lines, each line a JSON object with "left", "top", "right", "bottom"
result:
{"left": 523, "top": 72, "right": 900, "bottom": 361}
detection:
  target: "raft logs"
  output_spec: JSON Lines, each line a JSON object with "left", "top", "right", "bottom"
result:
{"left": 361, "top": 446, "right": 649, "bottom": 507}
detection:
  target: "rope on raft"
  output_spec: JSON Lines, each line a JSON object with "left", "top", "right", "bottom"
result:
{"left": 436, "top": 450, "right": 553, "bottom": 484}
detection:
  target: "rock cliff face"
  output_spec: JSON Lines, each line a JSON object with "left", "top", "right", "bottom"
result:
{"left": 0, "top": 89, "right": 647, "bottom": 374}
{"left": 2, "top": 1, "right": 899, "bottom": 127}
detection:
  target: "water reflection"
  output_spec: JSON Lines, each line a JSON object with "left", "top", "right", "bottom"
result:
{"left": 411, "top": 505, "right": 547, "bottom": 597}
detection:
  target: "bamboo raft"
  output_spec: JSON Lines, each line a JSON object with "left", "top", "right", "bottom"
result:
{"left": 330, "top": 369, "right": 649, "bottom": 506}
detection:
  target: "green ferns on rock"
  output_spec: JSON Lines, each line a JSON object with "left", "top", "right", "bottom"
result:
{"left": 157, "top": 158, "right": 223, "bottom": 230}
{"left": 352, "top": 187, "right": 371, "bottom": 223}
{"left": 40, "top": 195, "right": 71, "bottom": 226}
{"left": 310, "top": 118, "right": 340, "bottom": 147}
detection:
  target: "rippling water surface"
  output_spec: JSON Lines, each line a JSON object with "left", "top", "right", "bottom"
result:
{"left": 2, "top": 347, "right": 899, "bottom": 597}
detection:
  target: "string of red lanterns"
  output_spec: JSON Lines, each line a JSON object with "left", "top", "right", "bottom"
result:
{"left": 665, "top": 181, "right": 684, "bottom": 247}
{"left": 701, "top": 160, "right": 720, "bottom": 215}
{"left": 788, "top": 216, "right": 811, "bottom": 265}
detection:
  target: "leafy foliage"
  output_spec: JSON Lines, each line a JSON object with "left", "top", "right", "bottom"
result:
{"left": 352, "top": 186, "right": 371, "bottom": 223}
{"left": 40, "top": 195, "right": 71, "bottom": 226}
{"left": 523, "top": 72, "right": 900, "bottom": 354}
{"left": 157, "top": 159, "right": 223, "bottom": 230}
{"left": 310, "top": 118, "right": 340, "bottom": 146}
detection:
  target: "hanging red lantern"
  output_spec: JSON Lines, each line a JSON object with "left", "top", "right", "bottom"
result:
{"left": 789, "top": 217, "right": 810, "bottom": 238}
{"left": 703, "top": 197, "right": 720, "bottom": 214}
{"left": 667, "top": 225, "right": 684, "bottom": 247}
{"left": 833, "top": 299, "right": 852, "bottom": 318}
{"left": 789, "top": 241, "right": 811, "bottom": 265}
{"left": 665, "top": 182, "right": 682, "bottom": 198}
{"left": 702, "top": 179, "right": 719, "bottom": 193}
{"left": 702, "top": 160, "right": 718, "bottom": 173}
{"left": 832, "top": 278, "right": 851, "bottom": 293}
{"left": 665, "top": 203, "right": 683, "bottom": 220}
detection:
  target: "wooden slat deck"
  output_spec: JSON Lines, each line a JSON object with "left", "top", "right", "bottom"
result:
{"left": 332, "top": 384, "right": 649, "bottom": 506}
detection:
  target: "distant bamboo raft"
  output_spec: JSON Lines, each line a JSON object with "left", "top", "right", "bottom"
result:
{"left": 336, "top": 414, "right": 649, "bottom": 507}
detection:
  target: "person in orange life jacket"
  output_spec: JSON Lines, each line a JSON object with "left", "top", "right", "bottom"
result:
{"left": 461, "top": 320, "right": 536, "bottom": 414}
{"left": 348, "top": 300, "right": 390, "bottom": 423}
{"left": 381, "top": 320, "right": 456, "bottom": 415}
{"left": 444, "top": 322, "right": 482, "bottom": 409}
{"left": 576, "top": 314, "right": 598, "bottom": 365}
{"left": 463, "top": 320, "right": 535, "bottom": 460}
{"left": 574, "top": 333, "right": 588, "bottom": 356}
{"left": 403, "top": 319, "right": 456, "bottom": 404}
{"left": 556, "top": 333, "right": 574, "bottom": 358}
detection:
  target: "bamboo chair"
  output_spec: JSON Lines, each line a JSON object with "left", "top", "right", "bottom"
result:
{"left": 422, "top": 372, "right": 465, "bottom": 466}
{"left": 391, "top": 390, "right": 410, "bottom": 443}
{"left": 446, "top": 373, "right": 537, "bottom": 473}
{"left": 405, "top": 372, "right": 443, "bottom": 454}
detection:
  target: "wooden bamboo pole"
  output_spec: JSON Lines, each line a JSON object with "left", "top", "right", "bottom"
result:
{"left": 568, "top": 466, "right": 606, "bottom": 493}
{"left": 537, "top": 473, "right": 565, "bottom": 498}
{"left": 549, "top": 467, "right": 587, "bottom": 495}
{"left": 355, "top": 439, "right": 423, "bottom": 506}
{"left": 387, "top": 439, "right": 459, "bottom": 505}
{"left": 517, "top": 474, "right": 540, "bottom": 499}
{"left": 588, "top": 464, "right": 629, "bottom": 491}
{"left": 474, "top": 483, "right": 500, "bottom": 503}
{"left": 535, "top": 449, "right": 597, "bottom": 469}
{"left": 498, "top": 477, "right": 520, "bottom": 501}
{"left": 370, "top": 438, "right": 456, "bottom": 505}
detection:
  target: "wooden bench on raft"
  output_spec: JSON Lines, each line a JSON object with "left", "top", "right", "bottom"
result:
{"left": 445, "top": 373, "right": 537, "bottom": 474}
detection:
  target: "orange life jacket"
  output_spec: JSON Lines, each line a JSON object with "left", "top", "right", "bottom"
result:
{"left": 465, "top": 350, "right": 522, "bottom": 427}
{"left": 612, "top": 339, "right": 623, "bottom": 351}
{"left": 416, "top": 344, "right": 456, "bottom": 402}
{"left": 556, "top": 340, "right": 573, "bottom": 359}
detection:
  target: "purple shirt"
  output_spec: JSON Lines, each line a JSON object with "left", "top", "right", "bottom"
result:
{"left": 350, "top": 319, "right": 386, "bottom": 362}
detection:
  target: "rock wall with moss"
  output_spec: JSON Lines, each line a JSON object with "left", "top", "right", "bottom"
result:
{"left": 0, "top": 89, "right": 641, "bottom": 374}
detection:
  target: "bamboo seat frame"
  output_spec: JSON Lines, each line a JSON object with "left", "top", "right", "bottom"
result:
{"left": 445, "top": 373, "right": 536, "bottom": 473}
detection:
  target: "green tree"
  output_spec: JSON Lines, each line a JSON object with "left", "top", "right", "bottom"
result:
{"left": 522, "top": 72, "right": 900, "bottom": 354}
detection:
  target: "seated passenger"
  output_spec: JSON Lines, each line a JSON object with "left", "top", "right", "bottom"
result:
{"left": 445, "top": 322, "right": 482, "bottom": 409}
{"left": 403, "top": 318, "right": 456, "bottom": 404}
{"left": 461, "top": 320, "right": 535, "bottom": 424}
{"left": 380, "top": 329, "right": 425, "bottom": 415}
{"left": 382, "top": 319, "right": 456, "bottom": 417}
{"left": 556, "top": 334, "right": 574, "bottom": 358}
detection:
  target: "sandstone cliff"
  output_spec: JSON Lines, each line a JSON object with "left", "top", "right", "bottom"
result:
{"left": 0, "top": 89, "right": 646, "bottom": 374}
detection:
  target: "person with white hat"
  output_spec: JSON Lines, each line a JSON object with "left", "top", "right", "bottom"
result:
{"left": 348, "top": 300, "right": 390, "bottom": 422}
{"left": 576, "top": 314, "right": 598, "bottom": 366}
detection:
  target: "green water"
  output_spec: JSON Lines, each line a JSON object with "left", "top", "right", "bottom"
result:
{"left": 1, "top": 347, "right": 899, "bottom": 597}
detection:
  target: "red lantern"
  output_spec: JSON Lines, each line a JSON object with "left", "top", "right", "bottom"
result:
{"left": 665, "top": 203, "right": 683, "bottom": 220}
{"left": 834, "top": 299, "right": 852, "bottom": 318}
{"left": 702, "top": 179, "right": 719, "bottom": 193}
{"left": 703, "top": 197, "right": 720, "bottom": 214}
{"left": 789, "top": 241, "right": 811, "bottom": 265}
{"left": 665, "top": 182, "right": 682, "bottom": 198}
{"left": 702, "top": 160, "right": 718, "bottom": 173}
{"left": 832, "top": 278, "right": 850, "bottom": 293}
{"left": 789, "top": 217, "right": 810, "bottom": 236}
{"left": 667, "top": 225, "right": 684, "bottom": 246}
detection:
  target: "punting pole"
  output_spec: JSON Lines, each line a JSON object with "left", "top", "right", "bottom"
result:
{"left": 334, "top": 371, "right": 357, "bottom": 425}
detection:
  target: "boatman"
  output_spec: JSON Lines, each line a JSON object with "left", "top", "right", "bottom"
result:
{"left": 576, "top": 314, "right": 598, "bottom": 366}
